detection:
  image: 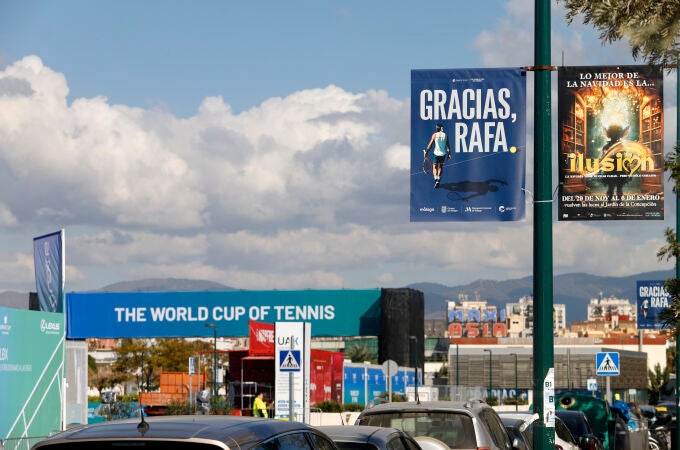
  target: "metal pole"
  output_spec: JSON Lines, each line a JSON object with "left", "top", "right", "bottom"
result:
{"left": 533, "top": 0, "right": 555, "bottom": 448}
{"left": 511, "top": 353, "right": 518, "bottom": 411}
{"left": 484, "top": 349, "right": 492, "bottom": 404}
{"left": 410, "top": 336, "right": 419, "bottom": 403}
{"left": 455, "top": 342, "right": 460, "bottom": 387}
{"left": 205, "top": 323, "right": 218, "bottom": 403}
{"left": 289, "top": 336, "right": 295, "bottom": 421}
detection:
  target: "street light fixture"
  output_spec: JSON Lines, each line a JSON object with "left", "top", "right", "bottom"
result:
{"left": 483, "top": 349, "right": 492, "bottom": 405}
{"left": 510, "top": 353, "right": 518, "bottom": 411}
{"left": 409, "top": 336, "right": 419, "bottom": 403}
{"left": 205, "top": 323, "right": 218, "bottom": 402}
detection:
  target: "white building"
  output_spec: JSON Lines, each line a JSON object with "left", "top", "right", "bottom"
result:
{"left": 587, "top": 292, "right": 636, "bottom": 323}
{"left": 504, "top": 296, "right": 567, "bottom": 337}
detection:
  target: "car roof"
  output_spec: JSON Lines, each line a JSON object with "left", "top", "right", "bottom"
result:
{"left": 317, "top": 425, "right": 404, "bottom": 443}
{"left": 33, "top": 416, "right": 323, "bottom": 449}
{"left": 359, "top": 400, "right": 487, "bottom": 415}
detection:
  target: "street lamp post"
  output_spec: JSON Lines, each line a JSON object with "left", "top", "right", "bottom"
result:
{"left": 205, "top": 323, "right": 218, "bottom": 402}
{"left": 510, "top": 353, "right": 518, "bottom": 411}
{"left": 484, "top": 349, "right": 492, "bottom": 405}
{"left": 409, "top": 336, "right": 419, "bottom": 403}
{"left": 454, "top": 342, "right": 460, "bottom": 387}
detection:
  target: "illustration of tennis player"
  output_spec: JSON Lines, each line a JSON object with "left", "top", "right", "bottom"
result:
{"left": 423, "top": 123, "right": 452, "bottom": 188}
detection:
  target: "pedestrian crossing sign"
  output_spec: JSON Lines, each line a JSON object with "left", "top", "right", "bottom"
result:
{"left": 279, "top": 350, "right": 301, "bottom": 372}
{"left": 595, "top": 352, "right": 620, "bottom": 376}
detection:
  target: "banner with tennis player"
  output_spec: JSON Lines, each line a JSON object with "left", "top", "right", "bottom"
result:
{"left": 557, "top": 65, "right": 664, "bottom": 220}
{"left": 410, "top": 67, "right": 527, "bottom": 222}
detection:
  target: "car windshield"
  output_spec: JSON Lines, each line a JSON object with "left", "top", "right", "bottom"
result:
{"left": 357, "top": 411, "right": 475, "bottom": 449}
{"left": 334, "top": 444, "right": 376, "bottom": 450}
{"left": 557, "top": 413, "right": 589, "bottom": 437}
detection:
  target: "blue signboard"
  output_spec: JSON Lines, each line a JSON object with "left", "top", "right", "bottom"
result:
{"left": 596, "top": 352, "right": 620, "bottom": 376}
{"left": 410, "top": 67, "right": 527, "bottom": 221}
{"left": 66, "top": 289, "right": 382, "bottom": 338}
{"left": 342, "top": 364, "right": 414, "bottom": 405}
{"left": 637, "top": 280, "right": 671, "bottom": 330}
{"left": 279, "top": 350, "right": 301, "bottom": 372}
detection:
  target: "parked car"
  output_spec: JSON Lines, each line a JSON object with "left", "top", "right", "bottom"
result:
{"left": 498, "top": 411, "right": 580, "bottom": 450}
{"left": 499, "top": 415, "right": 534, "bottom": 450}
{"left": 556, "top": 392, "right": 612, "bottom": 450}
{"left": 555, "top": 410, "right": 604, "bottom": 450}
{"left": 317, "top": 425, "right": 422, "bottom": 450}
{"left": 31, "top": 416, "right": 339, "bottom": 450}
{"left": 355, "top": 399, "right": 521, "bottom": 450}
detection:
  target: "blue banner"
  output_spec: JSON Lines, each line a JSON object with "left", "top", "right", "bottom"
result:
{"left": 637, "top": 280, "right": 671, "bottom": 330}
{"left": 33, "top": 230, "right": 64, "bottom": 313}
{"left": 410, "top": 67, "right": 527, "bottom": 221}
{"left": 66, "top": 289, "right": 382, "bottom": 338}
{"left": 342, "top": 364, "right": 414, "bottom": 405}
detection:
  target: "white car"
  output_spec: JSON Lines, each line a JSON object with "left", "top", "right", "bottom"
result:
{"left": 498, "top": 411, "right": 580, "bottom": 450}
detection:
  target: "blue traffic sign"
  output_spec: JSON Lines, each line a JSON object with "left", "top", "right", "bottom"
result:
{"left": 596, "top": 352, "right": 620, "bottom": 376}
{"left": 279, "top": 350, "right": 301, "bottom": 372}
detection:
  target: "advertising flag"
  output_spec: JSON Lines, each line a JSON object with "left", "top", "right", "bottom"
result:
{"left": 249, "top": 320, "right": 275, "bottom": 356}
{"left": 410, "top": 67, "right": 527, "bottom": 221}
{"left": 558, "top": 65, "right": 664, "bottom": 220}
{"left": 637, "top": 280, "right": 671, "bottom": 330}
{"left": 33, "top": 230, "right": 65, "bottom": 313}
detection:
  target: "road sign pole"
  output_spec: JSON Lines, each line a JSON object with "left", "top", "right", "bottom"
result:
{"left": 606, "top": 377, "right": 611, "bottom": 404}
{"left": 289, "top": 336, "right": 294, "bottom": 421}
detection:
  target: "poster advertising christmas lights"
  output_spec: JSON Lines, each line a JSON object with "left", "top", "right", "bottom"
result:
{"left": 410, "top": 68, "right": 527, "bottom": 222}
{"left": 558, "top": 65, "right": 664, "bottom": 221}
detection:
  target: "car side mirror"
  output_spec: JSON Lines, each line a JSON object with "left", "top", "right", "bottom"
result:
{"left": 511, "top": 437, "right": 527, "bottom": 450}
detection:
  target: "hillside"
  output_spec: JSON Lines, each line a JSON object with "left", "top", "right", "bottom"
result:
{"left": 1, "top": 271, "right": 674, "bottom": 326}
{"left": 411, "top": 269, "right": 674, "bottom": 324}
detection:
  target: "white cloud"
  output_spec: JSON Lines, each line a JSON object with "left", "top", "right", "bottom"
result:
{"left": 0, "top": 47, "right": 672, "bottom": 293}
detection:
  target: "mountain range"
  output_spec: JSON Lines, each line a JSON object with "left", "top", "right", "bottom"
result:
{"left": 1, "top": 270, "right": 674, "bottom": 325}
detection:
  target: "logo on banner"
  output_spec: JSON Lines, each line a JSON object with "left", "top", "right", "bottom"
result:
{"left": 279, "top": 350, "right": 301, "bottom": 372}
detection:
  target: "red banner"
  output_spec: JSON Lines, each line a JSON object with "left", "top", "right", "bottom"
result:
{"left": 248, "top": 320, "right": 275, "bottom": 356}
{"left": 310, "top": 349, "right": 345, "bottom": 405}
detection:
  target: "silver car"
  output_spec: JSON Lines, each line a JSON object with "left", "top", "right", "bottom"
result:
{"left": 355, "top": 399, "right": 520, "bottom": 450}
{"left": 31, "top": 416, "right": 338, "bottom": 450}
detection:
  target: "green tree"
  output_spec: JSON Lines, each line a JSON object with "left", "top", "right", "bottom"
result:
{"left": 155, "top": 338, "right": 212, "bottom": 372}
{"left": 557, "top": 0, "right": 680, "bottom": 65}
{"left": 648, "top": 362, "right": 670, "bottom": 404}
{"left": 113, "top": 338, "right": 157, "bottom": 391}
{"left": 345, "top": 342, "right": 377, "bottom": 363}
{"left": 560, "top": 0, "right": 680, "bottom": 344}
{"left": 657, "top": 150, "right": 680, "bottom": 337}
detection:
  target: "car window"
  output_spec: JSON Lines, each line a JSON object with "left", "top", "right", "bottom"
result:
{"left": 357, "top": 411, "right": 475, "bottom": 449}
{"left": 307, "top": 432, "right": 337, "bottom": 450}
{"left": 402, "top": 435, "right": 422, "bottom": 450}
{"left": 334, "top": 444, "right": 375, "bottom": 450}
{"left": 479, "top": 409, "right": 512, "bottom": 449}
{"left": 555, "top": 418, "right": 576, "bottom": 444}
{"left": 386, "top": 436, "right": 408, "bottom": 450}
{"left": 252, "top": 432, "right": 314, "bottom": 450}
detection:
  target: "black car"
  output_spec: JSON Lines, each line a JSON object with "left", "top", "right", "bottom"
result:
{"left": 31, "top": 416, "right": 338, "bottom": 450}
{"left": 317, "top": 425, "right": 422, "bottom": 450}
{"left": 555, "top": 410, "right": 604, "bottom": 450}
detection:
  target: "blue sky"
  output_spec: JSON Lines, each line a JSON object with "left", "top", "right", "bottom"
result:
{"left": 0, "top": 0, "right": 676, "bottom": 293}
